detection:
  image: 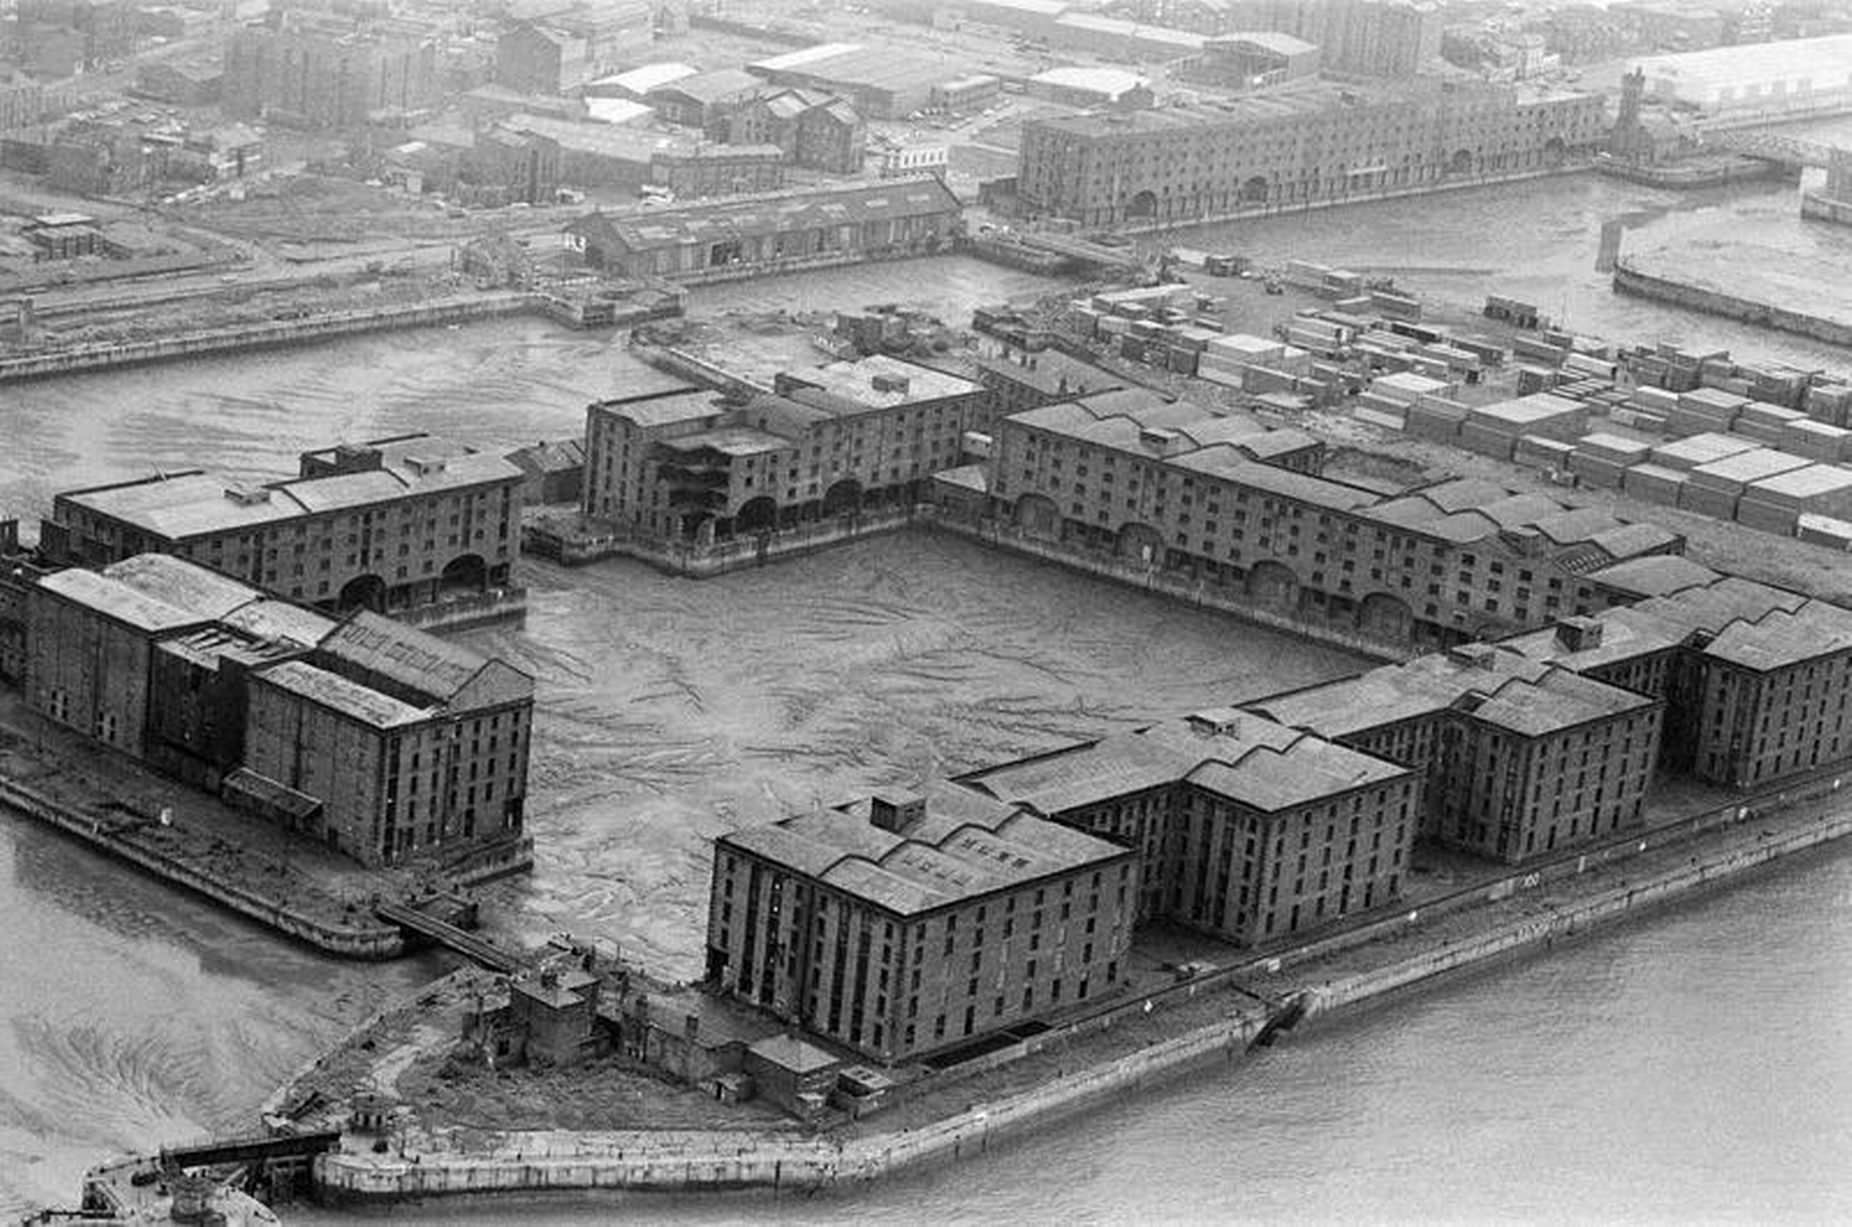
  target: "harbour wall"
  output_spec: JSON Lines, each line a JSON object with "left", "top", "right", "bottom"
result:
{"left": 309, "top": 794, "right": 1852, "bottom": 1203}
{"left": 1801, "top": 192, "right": 1852, "bottom": 228}
{"left": 0, "top": 773, "right": 405, "bottom": 960}
{"left": 929, "top": 517, "right": 1411, "bottom": 663}
{"left": 0, "top": 293, "right": 539, "bottom": 383}
{"left": 1611, "top": 259, "right": 1852, "bottom": 348}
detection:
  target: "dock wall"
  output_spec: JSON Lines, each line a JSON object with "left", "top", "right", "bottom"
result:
{"left": 1612, "top": 259, "right": 1852, "bottom": 347}
{"left": 929, "top": 518, "right": 1409, "bottom": 662}
{"left": 311, "top": 799, "right": 1852, "bottom": 1203}
{"left": 0, "top": 294, "right": 538, "bottom": 383}
{"left": 0, "top": 774, "right": 404, "bottom": 960}
{"left": 1801, "top": 192, "right": 1852, "bottom": 228}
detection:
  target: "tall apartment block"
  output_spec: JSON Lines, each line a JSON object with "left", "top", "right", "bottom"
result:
{"left": 24, "top": 554, "right": 534, "bottom": 867}
{"left": 41, "top": 434, "right": 522, "bottom": 618}
{"left": 962, "top": 709, "right": 1417, "bottom": 944}
{"left": 992, "top": 390, "right": 1681, "bottom": 647}
{"left": 581, "top": 356, "right": 988, "bottom": 544}
{"left": 1017, "top": 78, "right": 1605, "bottom": 227}
{"left": 706, "top": 784, "right": 1138, "bottom": 1065}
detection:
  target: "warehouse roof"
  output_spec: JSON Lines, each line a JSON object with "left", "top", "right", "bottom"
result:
{"left": 37, "top": 567, "right": 207, "bottom": 633}
{"left": 721, "top": 783, "right": 1126, "bottom": 916}
{"left": 318, "top": 610, "right": 533, "bottom": 709}
{"left": 780, "top": 354, "right": 980, "bottom": 410}
{"left": 646, "top": 68, "right": 764, "bottom": 106}
{"left": 1703, "top": 600, "right": 1852, "bottom": 673}
{"left": 257, "top": 659, "right": 430, "bottom": 728}
{"left": 595, "top": 62, "right": 696, "bottom": 97}
{"left": 1252, "top": 645, "right": 1652, "bottom": 742}
{"left": 1030, "top": 66, "right": 1148, "bottom": 98}
{"left": 964, "top": 712, "right": 1405, "bottom": 817}
{"left": 1586, "top": 555, "right": 1719, "bottom": 599}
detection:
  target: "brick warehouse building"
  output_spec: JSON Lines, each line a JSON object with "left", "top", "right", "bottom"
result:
{"left": 707, "top": 784, "right": 1137, "bottom": 1065}
{"left": 24, "top": 555, "right": 533, "bottom": 866}
{"left": 1016, "top": 78, "right": 1605, "bottom": 227}
{"left": 962, "top": 709, "right": 1417, "bottom": 943}
{"left": 992, "top": 392, "right": 1682, "bottom": 647}
{"left": 41, "top": 434, "right": 522, "bottom": 618}
{"left": 581, "top": 356, "right": 988, "bottom": 544}
{"left": 1250, "top": 644, "right": 1662, "bottom": 864}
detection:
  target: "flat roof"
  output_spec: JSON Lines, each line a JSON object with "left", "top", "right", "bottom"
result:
{"left": 597, "top": 62, "right": 696, "bottom": 95}
{"left": 784, "top": 354, "right": 980, "bottom": 410}
{"left": 570, "top": 178, "right": 960, "bottom": 256}
{"left": 592, "top": 387, "right": 721, "bottom": 429}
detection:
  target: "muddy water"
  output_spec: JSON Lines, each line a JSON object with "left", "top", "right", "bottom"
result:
{"left": 6, "top": 167, "right": 1852, "bottom": 1216}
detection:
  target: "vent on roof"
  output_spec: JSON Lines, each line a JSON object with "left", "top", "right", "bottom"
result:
{"left": 1446, "top": 642, "right": 1499, "bottom": 669}
{"left": 1185, "top": 708, "right": 1241, "bottom": 737}
{"left": 1554, "top": 615, "right": 1604, "bottom": 653}
{"left": 1140, "top": 426, "right": 1178, "bottom": 452}
{"left": 869, "top": 789, "right": 926, "bottom": 834}
{"left": 404, "top": 454, "right": 448, "bottom": 475}
{"left": 871, "top": 373, "right": 911, "bottom": 395}
{"left": 224, "top": 484, "right": 271, "bottom": 506}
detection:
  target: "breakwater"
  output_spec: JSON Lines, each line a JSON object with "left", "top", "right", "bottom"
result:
{"left": 305, "top": 785, "right": 1852, "bottom": 1204}
{"left": 0, "top": 772, "right": 405, "bottom": 960}
{"left": 1611, "top": 258, "right": 1852, "bottom": 348}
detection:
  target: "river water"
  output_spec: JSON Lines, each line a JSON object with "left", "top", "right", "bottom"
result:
{"left": 4, "top": 168, "right": 1852, "bottom": 1218}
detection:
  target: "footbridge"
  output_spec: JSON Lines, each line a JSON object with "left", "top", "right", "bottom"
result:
{"left": 159, "top": 1130, "right": 343, "bottom": 1170}
{"left": 374, "top": 899, "right": 523, "bottom": 973}
{"left": 1015, "top": 231, "right": 1147, "bottom": 275}
{"left": 1698, "top": 128, "right": 1840, "bottom": 169}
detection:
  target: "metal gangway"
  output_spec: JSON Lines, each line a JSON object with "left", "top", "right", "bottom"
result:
{"left": 374, "top": 899, "right": 523, "bottom": 973}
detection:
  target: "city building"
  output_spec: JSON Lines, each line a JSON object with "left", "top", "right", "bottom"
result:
{"left": 961, "top": 709, "right": 1417, "bottom": 942}
{"left": 706, "top": 783, "right": 1139, "bottom": 1064}
{"left": 1500, "top": 570, "right": 1852, "bottom": 790}
{"left": 41, "top": 433, "right": 522, "bottom": 618}
{"left": 242, "top": 608, "right": 535, "bottom": 865}
{"left": 495, "top": 23, "right": 592, "bottom": 96}
{"left": 223, "top": 10, "right": 440, "bottom": 130}
{"left": 1175, "top": 32, "right": 1321, "bottom": 91}
{"left": 22, "top": 554, "right": 535, "bottom": 867}
{"left": 132, "top": 61, "right": 223, "bottom": 107}
{"left": 564, "top": 178, "right": 963, "bottom": 281}
{"left": 992, "top": 397, "right": 1683, "bottom": 647}
{"left": 1016, "top": 78, "right": 1606, "bottom": 227}
{"left": 1025, "top": 67, "right": 1153, "bottom": 110}
{"left": 746, "top": 40, "right": 1039, "bottom": 121}
{"left": 730, "top": 88, "right": 867, "bottom": 176}
{"left": 643, "top": 68, "right": 764, "bottom": 130}
{"left": 1249, "top": 645, "right": 1663, "bottom": 863}
{"left": 1631, "top": 32, "right": 1852, "bottom": 121}
{"left": 579, "top": 354, "right": 988, "bottom": 542}
{"left": 970, "top": 348, "right": 1126, "bottom": 419}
